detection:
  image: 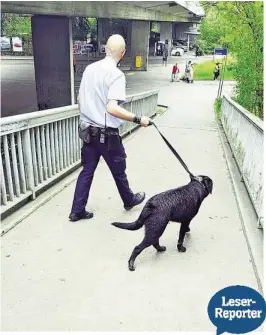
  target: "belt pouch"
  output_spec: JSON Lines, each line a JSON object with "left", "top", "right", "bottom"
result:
{"left": 78, "top": 124, "right": 91, "bottom": 144}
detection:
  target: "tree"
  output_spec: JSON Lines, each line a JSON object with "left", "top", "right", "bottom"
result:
{"left": 198, "top": 1, "right": 263, "bottom": 119}
{"left": 1, "top": 13, "right": 31, "bottom": 37}
{"left": 72, "top": 17, "right": 97, "bottom": 41}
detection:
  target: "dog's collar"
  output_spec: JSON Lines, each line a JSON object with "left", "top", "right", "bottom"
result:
{"left": 191, "top": 177, "right": 210, "bottom": 194}
{"left": 191, "top": 176, "right": 202, "bottom": 183}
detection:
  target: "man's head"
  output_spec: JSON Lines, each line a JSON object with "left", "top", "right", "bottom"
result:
{"left": 188, "top": 61, "right": 191, "bottom": 64}
{"left": 105, "top": 34, "right": 126, "bottom": 63}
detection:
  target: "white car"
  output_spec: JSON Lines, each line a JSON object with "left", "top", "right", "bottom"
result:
{"left": 171, "top": 47, "right": 184, "bottom": 57}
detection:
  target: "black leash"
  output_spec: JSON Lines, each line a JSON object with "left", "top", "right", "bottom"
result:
{"left": 149, "top": 120, "right": 195, "bottom": 178}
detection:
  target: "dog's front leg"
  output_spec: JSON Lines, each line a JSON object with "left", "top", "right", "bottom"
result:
{"left": 177, "top": 222, "right": 190, "bottom": 252}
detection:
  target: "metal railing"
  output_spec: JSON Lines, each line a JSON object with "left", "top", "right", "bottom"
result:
{"left": 221, "top": 95, "right": 264, "bottom": 227}
{"left": 0, "top": 90, "right": 158, "bottom": 217}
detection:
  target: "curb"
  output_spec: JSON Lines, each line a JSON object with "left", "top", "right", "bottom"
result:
{"left": 216, "top": 117, "right": 263, "bottom": 293}
{"left": 1, "top": 56, "right": 33, "bottom": 60}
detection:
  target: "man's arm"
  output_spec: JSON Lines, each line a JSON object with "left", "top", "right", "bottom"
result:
{"left": 106, "top": 73, "right": 150, "bottom": 127}
{"left": 107, "top": 100, "right": 150, "bottom": 127}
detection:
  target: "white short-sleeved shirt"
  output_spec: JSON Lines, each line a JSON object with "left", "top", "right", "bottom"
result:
{"left": 78, "top": 56, "right": 126, "bottom": 128}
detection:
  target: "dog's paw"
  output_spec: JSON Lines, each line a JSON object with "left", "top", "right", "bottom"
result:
{"left": 177, "top": 244, "right": 186, "bottom": 252}
{"left": 157, "top": 246, "right": 167, "bottom": 252}
{"left": 128, "top": 262, "right": 135, "bottom": 271}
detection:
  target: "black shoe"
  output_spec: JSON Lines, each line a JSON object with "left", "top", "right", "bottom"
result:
{"left": 69, "top": 211, "right": 94, "bottom": 222}
{"left": 124, "top": 192, "right": 146, "bottom": 211}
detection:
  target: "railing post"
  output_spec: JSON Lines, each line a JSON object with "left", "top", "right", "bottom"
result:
{"left": 22, "top": 129, "right": 36, "bottom": 199}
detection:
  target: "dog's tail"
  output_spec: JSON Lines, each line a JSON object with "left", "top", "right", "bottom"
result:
{"left": 111, "top": 205, "right": 153, "bottom": 231}
{"left": 111, "top": 219, "right": 143, "bottom": 231}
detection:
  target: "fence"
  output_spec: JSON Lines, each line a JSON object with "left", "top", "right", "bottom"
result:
{"left": 1, "top": 90, "right": 158, "bottom": 217}
{"left": 221, "top": 95, "right": 264, "bottom": 227}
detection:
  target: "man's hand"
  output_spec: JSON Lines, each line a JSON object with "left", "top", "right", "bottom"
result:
{"left": 140, "top": 116, "right": 152, "bottom": 127}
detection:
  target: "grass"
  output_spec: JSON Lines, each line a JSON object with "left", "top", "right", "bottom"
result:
{"left": 214, "top": 97, "right": 222, "bottom": 120}
{"left": 156, "top": 107, "right": 166, "bottom": 115}
{"left": 193, "top": 59, "right": 235, "bottom": 81}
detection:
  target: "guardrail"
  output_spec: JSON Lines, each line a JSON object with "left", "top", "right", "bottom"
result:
{"left": 221, "top": 95, "right": 264, "bottom": 227}
{"left": 1, "top": 90, "right": 158, "bottom": 217}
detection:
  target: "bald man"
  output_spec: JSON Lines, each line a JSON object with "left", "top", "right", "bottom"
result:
{"left": 69, "top": 34, "right": 151, "bottom": 222}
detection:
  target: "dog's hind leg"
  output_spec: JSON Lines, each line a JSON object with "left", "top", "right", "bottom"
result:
{"left": 128, "top": 215, "right": 168, "bottom": 271}
{"left": 128, "top": 238, "right": 152, "bottom": 271}
{"left": 177, "top": 222, "right": 190, "bottom": 252}
{"left": 153, "top": 242, "right": 166, "bottom": 252}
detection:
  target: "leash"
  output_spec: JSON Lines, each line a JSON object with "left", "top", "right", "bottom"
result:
{"left": 149, "top": 120, "right": 195, "bottom": 178}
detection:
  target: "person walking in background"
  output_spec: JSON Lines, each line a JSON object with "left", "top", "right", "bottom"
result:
{"left": 171, "top": 63, "right": 180, "bottom": 82}
{"left": 162, "top": 40, "right": 169, "bottom": 67}
{"left": 185, "top": 61, "right": 193, "bottom": 83}
{"left": 213, "top": 62, "right": 220, "bottom": 80}
{"left": 73, "top": 53, "right": 76, "bottom": 73}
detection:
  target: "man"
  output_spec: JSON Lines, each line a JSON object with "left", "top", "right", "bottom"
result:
{"left": 162, "top": 40, "right": 169, "bottom": 67}
{"left": 69, "top": 34, "right": 151, "bottom": 222}
{"left": 185, "top": 61, "right": 193, "bottom": 83}
{"left": 213, "top": 63, "right": 220, "bottom": 80}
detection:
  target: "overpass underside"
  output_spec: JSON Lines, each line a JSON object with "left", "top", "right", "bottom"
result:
{"left": 1, "top": 1, "right": 203, "bottom": 110}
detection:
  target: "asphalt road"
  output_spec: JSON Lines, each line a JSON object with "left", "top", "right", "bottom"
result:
{"left": 0, "top": 53, "right": 210, "bottom": 118}
{"left": 1, "top": 59, "right": 38, "bottom": 117}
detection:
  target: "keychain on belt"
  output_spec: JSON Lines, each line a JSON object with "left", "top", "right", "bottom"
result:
{"left": 100, "top": 113, "right": 107, "bottom": 144}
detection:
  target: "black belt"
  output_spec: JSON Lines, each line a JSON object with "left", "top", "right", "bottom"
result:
{"left": 89, "top": 126, "right": 119, "bottom": 135}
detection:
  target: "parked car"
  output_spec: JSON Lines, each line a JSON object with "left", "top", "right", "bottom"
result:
{"left": 171, "top": 47, "right": 184, "bottom": 56}
{"left": 173, "top": 40, "right": 188, "bottom": 52}
{"left": 14, "top": 42, "right": 22, "bottom": 48}
{"left": 1, "top": 38, "right": 11, "bottom": 51}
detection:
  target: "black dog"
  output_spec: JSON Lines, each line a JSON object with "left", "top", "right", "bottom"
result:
{"left": 112, "top": 175, "right": 213, "bottom": 271}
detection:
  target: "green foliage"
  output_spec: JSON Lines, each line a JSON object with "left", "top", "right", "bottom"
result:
{"left": 1, "top": 13, "right": 31, "bottom": 38}
{"left": 193, "top": 59, "right": 235, "bottom": 81}
{"left": 214, "top": 97, "right": 222, "bottom": 120}
{"left": 72, "top": 17, "right": 97, "bottom": 41}
{"left": 198, "top": 1, "right": 263, "bottom": 119}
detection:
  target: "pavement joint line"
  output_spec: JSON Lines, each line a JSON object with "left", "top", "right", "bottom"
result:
{"left": 216, "top": 118, "right": 263, "bottom": 294}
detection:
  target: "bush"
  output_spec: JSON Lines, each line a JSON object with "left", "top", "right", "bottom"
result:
{"left": 193, "top": 59, "right": 235, "bottom": 81}
{"left": 214, "top": 98, "right": 222, "bottom": 120}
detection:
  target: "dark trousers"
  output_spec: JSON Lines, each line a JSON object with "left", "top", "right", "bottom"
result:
{"left": 71, "top": 133, "right": 135, "bottom": 214}
{"left": 214, "top": 72, "right": 219, "bottom": 80}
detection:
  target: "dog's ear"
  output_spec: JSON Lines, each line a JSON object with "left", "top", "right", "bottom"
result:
{"left": 203, "top": 177, "right": 213, "bottom": 194}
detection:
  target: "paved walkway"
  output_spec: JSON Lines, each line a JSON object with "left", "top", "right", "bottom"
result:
{"left": 1, "top": 78, "right": 260, "bottom": 331}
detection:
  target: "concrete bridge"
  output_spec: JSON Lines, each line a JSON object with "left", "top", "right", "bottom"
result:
{"left": 1, "top": 66, "right": 263, "bottom": 331}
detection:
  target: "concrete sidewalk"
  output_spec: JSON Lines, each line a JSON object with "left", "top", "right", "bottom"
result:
{"left": 1, "top": 81, "right": 260, "bottom": 331}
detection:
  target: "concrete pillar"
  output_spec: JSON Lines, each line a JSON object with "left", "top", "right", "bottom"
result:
{"left": 31, "top": 15, "right": 74, "bottom": 110}
{"left": 131, "top": 20, "right": 149, "bottom": 71}
{"left": 173, "top": 22, "right": 190, "bottom": 40}
{"left": 160, "top": 22, "right": 173, "bottom": 49}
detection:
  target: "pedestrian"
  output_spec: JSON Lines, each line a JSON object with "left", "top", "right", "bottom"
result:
{"left": 171, "top": 63, "right": 179, "bottom": 82}
{"left": 185, "top": 61, "right": 192, "bottom": 83}
{"left": 162, "top": 40, "right": 169, "bottom": 67}
{"left": 69, "top": 34, "right": 150, "bottom": 222}
{"left": 213, "top": 62, "right": 220, "bottom": 80}
{"left": 73, "top": 53, "right": 76, "bottom": 73}
{"left": 195, "top": 45, "right": 200, "bottom": 57}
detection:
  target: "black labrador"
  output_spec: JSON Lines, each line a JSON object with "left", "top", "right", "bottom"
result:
{"left": 112, "top": 175, "right": 213, "bottom": 271}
